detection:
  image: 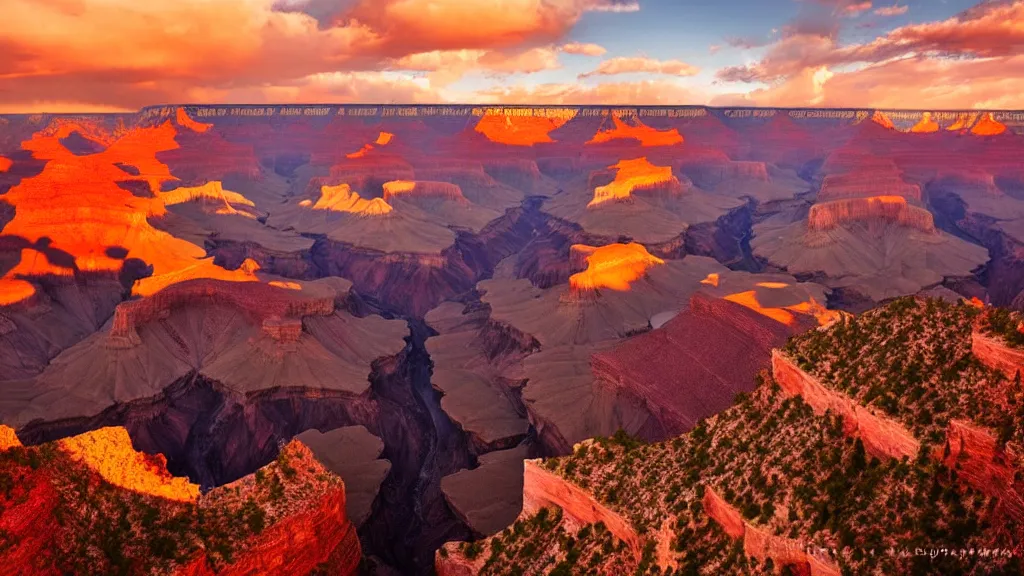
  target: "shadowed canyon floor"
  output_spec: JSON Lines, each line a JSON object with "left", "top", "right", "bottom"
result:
{"left": 1, "top": 105, "right": 1024, "bottom": 574}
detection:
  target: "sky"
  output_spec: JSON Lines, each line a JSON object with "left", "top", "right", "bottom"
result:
{"left": 0, "top": 0, "right": 1022, "bottom": 112}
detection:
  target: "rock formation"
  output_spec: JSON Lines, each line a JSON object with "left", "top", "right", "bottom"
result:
{"left": 0, "top": 425, "right": 361, "bottom": 575}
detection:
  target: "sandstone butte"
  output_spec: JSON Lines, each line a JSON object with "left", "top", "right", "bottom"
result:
{"left": 175, "top": 107, "right": 213, "bottom": 133}
{"left": 0, "top": 120, "right": 270, "bottom": 303}
{"left": 818, "top": 171, "right": 922, "bottom": 202}
{"left": 909, "top": 112, "right": 940, "bottom": 133}
{"left": 586, "top": 114, "right": 684, "bottom": 147}
{"left": 382, "top": 180, "right": 467, "bottom": 203}
{"left": 568, "top": 242, "right": 665, "bottom": 292}
{"left": 0, "top": 424, "right": 362, "bottom": 576}
{"left": 806, "top": 195, "right": 936, "bottom": 233}
{"left": 159, "top": 181, "right": 257, "bottom": 218}
{"left": 473, "top": 111, "right": 576, "bottom": 146}
{"left": 298, "top": 183, "right": 393, "bottom": 216}
{"left": 107, "top": 270, "right": 336, "bottom": 345}
{"left": 588, "top": 157, "right": 682, "bottom": 207}
{"left": 972, "top": 112, "right": 1008, "bottom": 136}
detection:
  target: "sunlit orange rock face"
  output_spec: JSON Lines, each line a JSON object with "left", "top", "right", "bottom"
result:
{"left": 807, "top": 196, "right": 935, "bottom": 232}
{"left": 0, "top": 425, "right": 20, "bottom": 450}
{"left": 58, "top": 427, "right": 200, "bottom": 502}
{"left": 346, "top": 131, "right": 395, "bottom": 159}
{"left": 871, "top": 111, "right": 896, "bottom": 130}
{"left": 0, "top": 430, "right": 362, "bottom": 576}
{"left": 0, "top": 155, "right": 11, "bottom": 172}
{"left": 588, "top": 157, "right": 682, "bottom": 207}
{"left": 972, "top": 112, "right": 1008, "bottom": 136}
{"left": 947, "top": 113, "right": 977, "bottom": 132}
{"left": 568, "top": 242, "right": 664, "bottom": 292}
{"left": 722, "top": 290, "right": 838, "bottom": 327}
{"left": 176, "top": 107, "right": 212, "bottom": 133}
{"left": 474, "top": 112, "right": 575, "bottom": 146}
{"left": 300, "top": 183, "right": 393, "bottom": 216}
{"left": 587, "top": 115, "right": 684, "bottom": 147}
{"left": 0, "top": 120, "right": 264, "bottom": 303}
{"left": 910, "top": 113, "right": 939, "bottom": 133}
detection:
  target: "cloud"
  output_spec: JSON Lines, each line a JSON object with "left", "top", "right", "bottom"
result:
{"left": 0, "top": 0, "right": 625, "bottom": 110}
{"left": 579, "top": 57, "right": 700, "bottom": 78}
{"left": 811, "top": 0, "right": 873, "bottom": 16}
{"left": 560, "top": 42, "right": 608, "bottom": 56}
{"left": 716, "top": 0, "right": 1024, "bottom": 85}
{"left": 390, "top": 47, "right": 561, "bottom": 85}
{"left": 472, "top": 79, "right": 700, "bottom": 105}
{"left": 873, "top": 4, "right": 908, "bottom": 16}
{"left": 581, "top": 0, "right": 641, "bottom": 13}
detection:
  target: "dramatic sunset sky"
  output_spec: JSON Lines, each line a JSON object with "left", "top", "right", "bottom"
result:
{"left": 2, "top": 0, "right": 1022, "bottom": 112}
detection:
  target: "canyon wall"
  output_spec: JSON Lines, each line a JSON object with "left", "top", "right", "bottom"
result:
{"left": 941, "top": 419, "right": 1024, "bottom": 523}
{"left": 806, "top": 197, "right": 935, "bottom": 233}
{"left": 971, "top": 330, "right": 1024, "bottom": 380}
{"left": 771, "top": 351, "right": 921, "bottom": 460}
{"left": 678, "top": 160, "right": 768, "bottom": 188}
{"left": 703, "top": 488, "right": 841, "bottom": 576}
{"left": 521, "top": 459, "right": 641, "bottom": 560}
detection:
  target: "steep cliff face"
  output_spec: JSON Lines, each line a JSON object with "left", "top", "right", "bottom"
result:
{"left": 521, "top": 459, "right": 641, "bottom": 559}
{"left": 0, "top": 427, "right": 361, "bottom": 576}
{"left": 807, "top": 196, "right": 935, "bottom": 233}
{"left": 771, "top": 350, "right": 920, "bottom": 460}
{"left": 818, "top": 172, "right": 922, "bottom": 202}
{"left": 942, "top": 419, "right": 1024, "bottom": 523}
{"left": 971, "top": 330, "right": 1024, "bottom": 379}
{"left": 702, "top": 488, "right": 841, "bottom": 576}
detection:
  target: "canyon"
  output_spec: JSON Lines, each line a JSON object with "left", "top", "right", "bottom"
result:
{"left": 2, "top": 105, "right": 1024, "bottom": 574}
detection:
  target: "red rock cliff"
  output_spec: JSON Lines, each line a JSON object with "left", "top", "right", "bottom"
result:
{"left": 521, "top": 459, "right": 642, "bottom": 560}
{"left": 971, "top": 330, "right": 1024, "bottom": 380}
{"left": 771, "top": 351, "right": 921, "bottom": 460}
{"left": 807, "top": 196, "right": 935, "bottom": 233}
{"left": 703, "top": 487, "right": 841, "bottom": 576}
{"left": 941, "top": 419, "right": 1024, "bottom": 523}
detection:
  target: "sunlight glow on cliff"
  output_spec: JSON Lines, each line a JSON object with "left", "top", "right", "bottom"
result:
{"left": 58, "top": 427, "right": 200, "bottom": 503}
{"left": 589, "top": 157, "right": 678, "bottom": 207}
{"left": 587, "top": 115, "right": 683, "bottom": 147}
{"left": 569, "top": 243, "right": 665, "bottom": 292}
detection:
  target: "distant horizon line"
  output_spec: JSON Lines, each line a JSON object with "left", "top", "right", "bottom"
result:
{"left": 2, "top": 104, "right": 1023, "bottom": 115}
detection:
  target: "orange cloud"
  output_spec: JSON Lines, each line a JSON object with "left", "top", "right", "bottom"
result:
{"left": 579, "top": 57, "right": 701, "bottom": 78}
{"left": 0, "top": 0, "right": 613, "bottom": 110}
{"left": 560, "top": 42, "right": 608, "bottom": 56}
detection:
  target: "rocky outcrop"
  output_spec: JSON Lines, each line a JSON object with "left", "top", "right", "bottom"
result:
{"left": 818, "top": 172, "right": 922, "bottom": 202}
{"left": 941, "top": 419, "right": 1024, "bottom": 522}
{"left": 703, "top": 488, "right": 841, "bottom": 576}
{"left": 971, "top": 329, "right": 1024, "bottom": 380}
{"left": 771, "top": 351, "right": 921, "bottom": 460}
{"left": 108, "top": 277, "right": 336, "bottom": 346}
{"left": 0, "top": 429, "right": 361, "bottom": 576}
{"left": 588, "top": 157, "right": 684, "bottom": 208}
{"left": 807, "top": 197, "right": 935, "bottom": 233}
{"left": 521, "top": 459, "right": 641, "bottom": 560}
